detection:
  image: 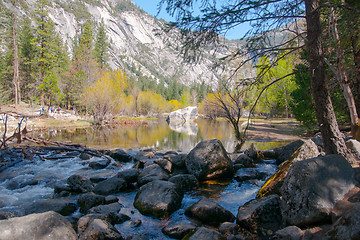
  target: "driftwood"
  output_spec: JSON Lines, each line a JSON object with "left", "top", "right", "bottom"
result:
{"left": 0, "top": 114, "right": 27, "bottom": 149}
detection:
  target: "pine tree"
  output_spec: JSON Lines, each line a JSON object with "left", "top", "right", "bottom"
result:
{"left": 94, "top": 19, "right": 109, "bottom": 69}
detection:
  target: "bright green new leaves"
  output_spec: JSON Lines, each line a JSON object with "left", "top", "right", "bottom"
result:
{"left": 254, "top": 54, "right": 297, "bottom": 118}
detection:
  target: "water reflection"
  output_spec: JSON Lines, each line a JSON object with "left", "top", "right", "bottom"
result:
{"left": 33, "top": 119, "right": 292, "bottom": 152}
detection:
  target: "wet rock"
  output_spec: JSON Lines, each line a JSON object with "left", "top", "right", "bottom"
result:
{"left": 236, "top": 195, "right": 284, "bottom": 234}
{"left": 234, "top": 154, "right": 256, "bottom": 168}
{"left": 105, "top": 195, "right": 119, "bottom": 204}
{"left": 67, "top": 174, "right": 94, "bottom": 193}
{"left": 185, "top": 198, "right": 235, "bottom": 226}
{"left": 116, "top": 168, "right": 139, "bottom": 183}
{"left": 89, "top": 159, "right": 110, "bottom": 169}
{"left": 78, "top": 193, "right": 106, "bottom": 213}
{"left": 6, "top": 179, "right": 20, "bottom": 190}
{"left": 168, "top": 174, "right": 199, "bottom": 192}
{"left": 187, "top": 227, "right": 224, "bottom": 240}
{"left": 78, "top": 218, "right": 123, "bottom": 240}
{"left": 89, "top": 176, "right": 107, "bottom": 183}
{"left": 88, "top": 202, "right": 123, "bottom": 215}
{"left": 93, "top": 176, "right": 128, "bottom": 195}
{"left": 168, "top": 153, "right": 188, "bottom": 175}
{"left": 234, "top": 169, "right": 267, "bottom": 182}
{"left": 325, "top": 204, "right": 360, "bottom": 239}
{"left": 244, "top": 144, "right": 264, "bottom": 162}
{"left": 134, "top": 180, "right": 183, "bottom": 218}
{"left": 262, "top": 139, "right": 305, "bottom": 165}
{"left": 218, "top": 222, "right": 241, "bottom": 237}
{"left": 79, "top": 152, "right": 91, "bottom": 160}
{"left": 257, "top": 139, "right": 320, "bottom": 198}
{"left": 185, "top": 139, "right": 234, "bottom": 180}
{"left": 280, "top": 154, "right": 354, "bottom": 226}
{"left": 78, "top": 213, "right": 130, "bottom": 235}
{"left": 274, "top": 226, "right": 304, "bottom": 240}
{"left": 0, "top": 211, "right": 21, "bottom": 220}
{"left": 109, "top": 149, "right": 132, "bottom": 162}
{"left": 155, "top": 158, "right": 173, "bottom": 173}
{"left": 0, "top": 211, "right": 77, "bottom": 240}
{"left": 24, "top": 199, "right": 77, "bottom": 216}
{"left": 137, "top": 164, "right": 170, "bottom": 186}
{"left": 130, "top": 219, "right": 142, "bottom": 228}
{"left": 133, "top": 149, "right": 156, "bottom": 162}
{"left": 162, "top": 221, "right": 197, "bottom": 239}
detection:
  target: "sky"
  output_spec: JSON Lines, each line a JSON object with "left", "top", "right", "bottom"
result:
{"left": 131, "top": 0, "right": 251, "bottom": 40}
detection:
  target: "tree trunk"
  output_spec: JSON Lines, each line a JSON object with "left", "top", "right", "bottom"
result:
{"left": 329, "top": 7, "right": 359, "bottom": 127}
{"left": 305, "top": 0, "right": 354, "bottom": 161}
{"left": 351, "top": 34, "right": 360, "bottom": 117}
{"left": 11, "top": 12, "right": 20, "bottom": 108}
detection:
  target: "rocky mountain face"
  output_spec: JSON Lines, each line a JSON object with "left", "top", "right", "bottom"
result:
{"left": 15, "top": 0, "right": 254, "bottom": 88}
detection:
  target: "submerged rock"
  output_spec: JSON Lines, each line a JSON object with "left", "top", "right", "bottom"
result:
{"left": 185, "top": 198, "right": 235, "bottom": 226}
{"left": 185, "top": 139, "right": 234, "bottom": 180}
{"left": 133, "top": 180, "right": 183, "bottom": 218}
{"left": 280, "top": 154, "right": 354, "bottom": 226}
{"left": 0, "top": 211, "right": 77, "bottom": 240}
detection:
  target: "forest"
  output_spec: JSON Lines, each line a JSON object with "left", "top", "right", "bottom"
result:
{"left": 0, "top": 0, "right": 359, "bottom": 134}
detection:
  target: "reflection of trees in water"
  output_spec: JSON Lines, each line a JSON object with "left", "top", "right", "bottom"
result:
{"left": 34, "top": 120, "right": 291, "bottom": 152}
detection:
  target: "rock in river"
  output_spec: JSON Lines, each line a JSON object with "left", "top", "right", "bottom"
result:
{"left": 280, "top": 154, "right": 354, "bottom": 226}
{"left": 185, "top": 139, "right": 234, "bottom": 180}
{"left": 0, "top": 211, "right": 77, "bottom": 240}
{"left": 133, "top": 180, "right": 183, "bottom": 218}
{"left": 185, "top": 198, "right": 235, "bottom": 226}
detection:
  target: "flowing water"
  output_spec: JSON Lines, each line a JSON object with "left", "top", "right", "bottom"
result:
{"left": 0, "top": 119, "right": 292, "bottom": 238}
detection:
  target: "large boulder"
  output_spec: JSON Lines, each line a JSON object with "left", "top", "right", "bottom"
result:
{"left": 166, "top": 106, "right": 198, "bottom": 122}
{"left": 133, "top": 180, "right": 183, "bottom": 218}
{"left": 0, "top": 211, "right": 77, "bottom": 240}
{"left": 236, "top": 195, "right": 284, "bottom": 234}
{"left": 262, "top": 139, "right": 305, "bottom": 165}
{"left": 346, "top": 139, "right": 360, "bottom": 160}
{"left": 280, "top": 154, "right": 354, "bottom": 226}
{"left": 185, "top": 198, "right": 235, "bottom": 226}
{"left": 257, "top": 139, "right": 320, "bottom": 198}
{"left": 185, "top": 139, "right": 234, "bottom": 180}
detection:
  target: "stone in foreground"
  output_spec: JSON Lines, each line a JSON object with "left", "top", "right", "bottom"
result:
{"left": 0, "top": 211, "right": 77, "bottom": 240}
{"left": 236, "top": 195, "right": 284, "bottom": 234}
{"left": 185, "top": 139, "right": 234, "bottom": 180}
{"left": 133, "top": 180, "right": 183, "bottom": 218}
{"left": 280, "top": 154, "right": 354, "bottom": 226}
{"left": 185, "top": 198, "right": 235, "bottom": 226}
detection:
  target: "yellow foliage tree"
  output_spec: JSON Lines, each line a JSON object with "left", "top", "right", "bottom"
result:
{"left": 82, "top": 70, "right": 127, "bottom": 124}
{"left": 138, "top": 90, "right": 170, "bottom": 116}
{"left": 168, "top": 99, "right": 182, "bottom": 111}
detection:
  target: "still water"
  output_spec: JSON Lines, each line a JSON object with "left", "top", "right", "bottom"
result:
{"left": 35, "top": 119, "right": 291, "bottom": 152}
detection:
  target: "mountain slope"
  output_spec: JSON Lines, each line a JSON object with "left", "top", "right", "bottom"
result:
{"left": 16, "top": 0, "right": 251, "bottom": 88}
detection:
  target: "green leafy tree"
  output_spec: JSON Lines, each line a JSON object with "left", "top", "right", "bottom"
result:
{"left": 38, "top": 73, "right": 60, "bottom": 107}
{"left": 94, "top": 19, "right": 109, "bottom": 69}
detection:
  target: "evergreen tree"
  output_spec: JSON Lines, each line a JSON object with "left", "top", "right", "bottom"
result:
{"left": 94, "top": 19, "right": 109, "bottom": 69}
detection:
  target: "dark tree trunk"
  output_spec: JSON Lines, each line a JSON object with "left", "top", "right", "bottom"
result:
{"left": 305, "top": 0, "right": 354, "bottom": 161}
